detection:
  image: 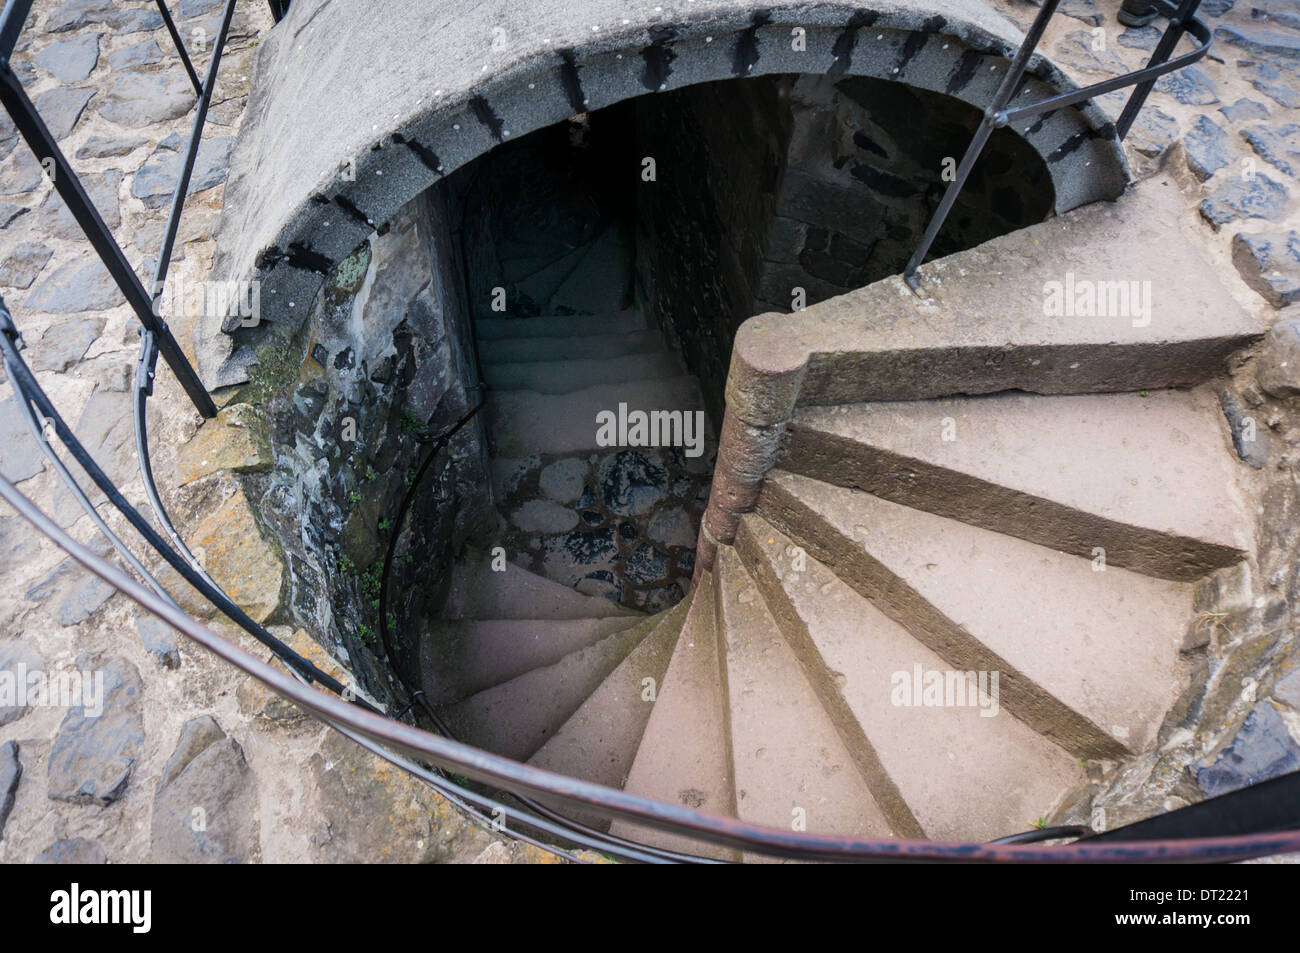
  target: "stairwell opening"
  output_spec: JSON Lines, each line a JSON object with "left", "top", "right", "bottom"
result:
{"left": 235, "top": 71, "right": 1057, "bottom": 709}
{"left": 433, "top": 72, "right": 1056, "bottom": 619}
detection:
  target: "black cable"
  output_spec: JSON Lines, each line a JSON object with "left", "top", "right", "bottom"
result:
{"left": 375, "top": 393, "right": 722, "bottom": 864}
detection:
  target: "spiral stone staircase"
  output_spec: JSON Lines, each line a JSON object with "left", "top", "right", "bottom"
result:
{"left": 418, "top": 172, "right": 1260, "bottom": 859}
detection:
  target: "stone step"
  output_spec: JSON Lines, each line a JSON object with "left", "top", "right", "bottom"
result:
{"left": 548, "top": 225, "right": 633, "bottom": 314}
{"left": 437, "top": 613, "right": 661, "bottom": 762}
{"left": 713, "top": 546, "right": 899, "bottom": 858}
{"left": 734, "top": 514, "right": 1083, "bottom": 842}
{"left": 483, "top": 351, "right": 683, "bottom": 395}
{"left": 417, "top": 615, "right": 647, "bottom": 708}
{"left": 783, "top": 387, "right": 1250, "bottom": 581}
{"left": 479, "top": 330, "right": 665, "bottom": 365}
{"left": 476, "top": 310, "right": 648, "bottom": 341}
{"left": 731, "top": 176, "right": 1261, "bottom": 409}
{"left": 442, "top": 556, "right": 637, "bottom": 621}
{"left": 487, "top": 376, "right": 707, "bottom": 458}
{"left": 757, "top": 470, "right": 1194, "bottom": 760}
{"left": 608, "top": 573, "right": 739, "bottom": 861}
{"left": 526, "top": 598, "right": 691, "bottom": 831}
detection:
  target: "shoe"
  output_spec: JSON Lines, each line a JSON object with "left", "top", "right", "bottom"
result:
{"left": 1117, "top": 0, "right": 1159, "bottom": 28}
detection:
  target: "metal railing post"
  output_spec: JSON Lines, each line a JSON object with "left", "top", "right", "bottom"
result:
{"left": 1115, "top": 0, "right": 1203, "bottom": 139}
{"left": 902, "top": 0, "right": 1062, "bottom": 290}
{"left": 0, "top": 67, "right": 218, "bottom": 417}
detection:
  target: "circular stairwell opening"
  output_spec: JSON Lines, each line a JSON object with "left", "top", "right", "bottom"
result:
{"left": 235, "top": 71, "right": 1057, "bottom": 739}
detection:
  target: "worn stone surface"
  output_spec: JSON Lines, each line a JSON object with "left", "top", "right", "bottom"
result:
{"left": 24, "top": 255, "right": 121, "bottom": 313}
{"left": 0, "top": 738, "right": 18, "bottom": 837}
{"left": 1256, "top": 316, "right": 1300, "bottom": 398}
{"left": 237, "top": 628, "right": 351, "bottom": 724}
{"left": 1233, "top": 231, "right": 1300, "bottom": 309}
{"left": 1241, "top": 123, "right": 1300, "bottom": 179}
{"left": 1155, "top": 66, "right": 1219, "bottom": 106}
{"left": 175, "top": 403, "right": 271, "bottom": 484}
{"left": 1194, "top": 702, "right": 1300, "bottom": 797}
{"left": 309, "top": 729, "right": 488, "bottom": 863}
{"left": 1220, "top": 98, "right": 1270, "bottom": 124}
{"left": 51, "top": 388, "right": 135, "bottom": 524}
{"left": 0, "top": 516, "right": 41, "bottom": 579}
{"left": 1183, "top": 115, "right": 1232, "bottom": 182}
{"left": 0, "top": 150, "right": 44, "bottom": 195}
{"left": 131, "top": 137, "right": 233, "bottom": 207}
{"left": 75, "top": 132, "right": 146, "bottom": 159}
{"left": 0, "top": 641, "right": 43, "bottom": 727}
{"left": 0, "top": 397, "right": 45, "bottom": 484}
{"left": 46, "top": 656, "right": 145, "bottom": 806}
{"left": 26, "top": 553, "right": 116, "bottom": 626}
{"left": 33, "top": 86, "right": 95, "bottom": 139}
{"left": 33, "top": 32, "right": 99, "bottom": 82}
{"left": 0, "top": 242, "right": 53, "bottom": 288}
{"left": 45, "top": 0, "right": 114, "bottom": 34}
{"left": 106, "top": 39, "right": 162, "bottom": 71}
{"left": 152, "top": 716, "right": 257, "bottom": 863}
{"left": 135, "top": 613, "right": 180, "bottom": 669}
{"left": 164, "top": 489, "right": 283, "bottom": 623}
{"left": 38, "top": 169, "right": 120, "bottom": 238}
{"left": 98, "top": 71, "right": 195, "bottom": 127}
{"left": 34, "top": 837, "right": 107, "bottom": 863}
{"left": 0, "top": 741, "right": 19, "bottom": 841}
{"left": 29, "top": 315, "right": 104, "bottom": 373}
{"left": 1199, "top": 173, "right": 1289, "bottom": 229}
{"left": 1220, "top": 390, "right": 1270, "bottom": 469}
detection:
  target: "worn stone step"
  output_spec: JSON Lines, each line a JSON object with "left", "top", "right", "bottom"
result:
{"left": 526, "top": 597, "right": 691, "bottom": 831}
{"left": 783, "top": 387, "right": 1250, "bottom": 581}
{"left": 608, "top": 574, "right": 739, "bottom": 860}
{"left": 713, "top": 546, "right": 899, "bottom": 858}
{"left": 442, "top": 556, "right": 636, "bottom": 621}
{"left": 483, "top": 351, "right": 683, "bottom": 395}
{"left": 418, "top": 615, "right": 647, "bottom": 708}
{"left": 487, "top": 376, "right": 707, "bottom": 458}
{"left": 735, "top": 514, "right": 1083, "bottom": 842}
{"left": 479, "top": 330, "right": 665, "bottom": 365}
{"left": 548, "top": 226, "right": 633, "bottom": 314}
{"left": 476, "top": 310, "right": 648, "bottom": 341}
{"left": 437, "top": 613, "right": 661, "bottom": 762}
{"left": 757, "top": 470, "right": 1194, "bottom": 761}
{"left": 729, "top": 176, "right": 1261, "bottom": 412}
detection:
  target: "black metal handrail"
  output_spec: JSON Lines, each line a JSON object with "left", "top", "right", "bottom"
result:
{"left": 0, "top": 0, "right": 218, "bottom": 416}
{"left": 903, "top": 0, "right": 1211, "bottom": 289}
{"left": 1, "top": 0, "right": 1298, "bottom": 864}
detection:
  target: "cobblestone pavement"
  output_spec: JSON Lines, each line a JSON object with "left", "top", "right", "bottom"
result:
{"left": 0, "top": 0, "right": 1297, "bottom": 861}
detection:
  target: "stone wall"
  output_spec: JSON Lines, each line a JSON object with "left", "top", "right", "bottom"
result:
{"left": 635, "top": 76, "right": 795, "bottom": 422}
{"left": 230, "top": 186, "right": 492, "bottom": 701}
{"left": 757, "top": 74, "right": 1054, "bottom": 311}
{"left": 635, "top": 73, "right": 1056, "bottom": 418}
